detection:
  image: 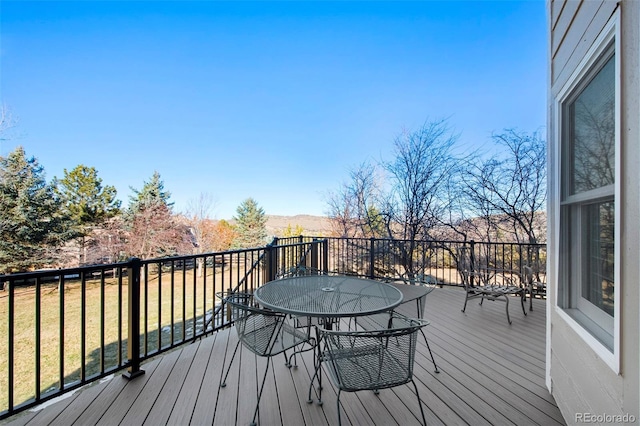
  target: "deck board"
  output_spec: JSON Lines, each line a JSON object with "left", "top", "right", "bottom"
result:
{"left": 166, "top": 333, "right": 216, "bottom": 425}
{"left": 3, "top": 286, "right": 565, "bottom": 426}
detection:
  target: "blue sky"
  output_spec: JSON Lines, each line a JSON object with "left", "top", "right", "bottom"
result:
{"left": 0, "top": 1, "right": 547, "bottom": 220}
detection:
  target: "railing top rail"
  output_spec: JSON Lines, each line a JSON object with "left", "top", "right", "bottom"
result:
{"left": 0, "top": 262, "right": 130, "bottom": 281}
{"left": 322, "top": 236, "right": 546, "bottom": 248}
{"left": 269, "top": 238, "right": 327, "bottom": 249}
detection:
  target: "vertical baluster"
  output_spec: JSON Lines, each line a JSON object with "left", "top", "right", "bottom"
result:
{"left": 158, "top": 261, "right": 162, "bottom": 352}
{"left": 212, "top": 255, "right": 217, "bottom": 331}
{"left": 180, "top": 260, "right": 186, "bottom": 341}
{"left": 59, "top": 275, "right": 65, "bottom": 391}
{"left": 8, "top": 279, "right": 15, "bottom": 411}
{"left": 35, "top": 277, "right": 41, "bottom": 401}
{"left": 100, "top": 270, "right": 105, "bottom": 374}
{"left": 143, "top": 263, "right": 148, "bottom": 356}
{"left": 192, "top": 259, "right": 196, "bottom": 340}
{"left": 170, "top": 260, "right": 175, "bottom": 345}
{"left": 118, "top": 267, "right": 123, "bottom": 367}
{"left": 81, "top": 271, "right": 86, "bottom": 382}
{"left": 202, "top": 256, "right": 207, "bottom": 337}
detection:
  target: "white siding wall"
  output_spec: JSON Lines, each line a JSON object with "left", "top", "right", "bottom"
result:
{"left": 548, "top": 0, "right": 640, "bottom": 423}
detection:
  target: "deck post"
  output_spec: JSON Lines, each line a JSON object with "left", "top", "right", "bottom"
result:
{"left": 264, "top": 242, "right": 277, "bottom": 283}
{"left": 124, "top": 257, "right": 145, "bottom": 379}
{"left": 322, "top": 239, "right": 329, "bottom": 274}
{"left": 368, "top": 238, "right": 375, "bottom": 279}
{"left": 311, "top": 238, "right": 319, "bottom": 270}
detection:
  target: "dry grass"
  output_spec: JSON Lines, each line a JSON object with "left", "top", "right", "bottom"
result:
{"left": 0, "top": 267, "right": 238, "bottom": 413}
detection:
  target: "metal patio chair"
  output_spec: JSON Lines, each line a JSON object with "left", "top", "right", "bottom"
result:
{"left": 354, "top": 275, "right": 439, "bottom": 373}
{"left": 309, "top": 313, "right": 429, "bottom": 426}
{"left": 218, "top": 292, "right": 314, "bottom": 426}
{"left": 457, "top": 248, "right": 527, "bottom": 324}
{"left": 522, "top": 264, "right": 547, "bottom": 311}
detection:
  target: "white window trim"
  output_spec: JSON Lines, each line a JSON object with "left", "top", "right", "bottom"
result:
{"left": 552, "top": 10, "right": 621, "bottom": 373}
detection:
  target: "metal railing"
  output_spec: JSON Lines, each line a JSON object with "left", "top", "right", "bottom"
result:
{"left": 0, "top": 238, "right": 327, "bottom": 419}
{"left": 0, "top": 235, "right": 544, "bottom": 420}
{"left": 322, "top": 237, "right": 546, "bottom": 287}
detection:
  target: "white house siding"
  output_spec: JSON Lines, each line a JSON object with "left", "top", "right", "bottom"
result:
{"left": 548, "top": 0, "right": 640, "bottom": 424}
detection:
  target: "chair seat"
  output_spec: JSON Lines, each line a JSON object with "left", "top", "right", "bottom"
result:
{"left": 311, "top": 313, "right": 428, "bottom": 425}
{"left": 471, "top": 284, "right": 525, "bottom": 296}
{"left": 322, "top": 343, "right": 411, "bottom": 392}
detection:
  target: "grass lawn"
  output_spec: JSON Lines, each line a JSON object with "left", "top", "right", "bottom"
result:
{"left": 0, "top": 265, "right": 245, "bottom": 413}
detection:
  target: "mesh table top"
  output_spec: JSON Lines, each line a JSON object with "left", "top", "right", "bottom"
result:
{"left": 254, "top": 275, "right": 403, "bottom": 318}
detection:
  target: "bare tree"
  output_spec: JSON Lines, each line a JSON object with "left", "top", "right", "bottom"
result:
{"left": 326, "top": 183, "right": 356, "bottom": 237}
{"left": 91, "top": 216, "right": 128, "bottom": 264}
{"left": 380, "top": 120, "right": 459, "bottom": 280}
{"left": 0, "top": 105, "right": 17, "bottom": 155}
{"left": 382, "top": 120, "right": 458, "bottom": 240}
{"left": 461, "top": 129, "right": 546, "bottom": 244}
{"left": 326, "top": 162, "right": 383, "bottom": 238}
{"left": 125, "top": 202, "right": 191, "bottom": 259}
{"left": 185, "top": 192, "right": 218, "bottom": 276}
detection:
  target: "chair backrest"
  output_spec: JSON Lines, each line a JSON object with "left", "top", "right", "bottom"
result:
{"left": 456, "top": 247, "right": 476, "bottom": 289}
{"left": 522, "top": 265, "right": 534, "bottom": 285}
{"left": 320, "top": 315, "right": 427, "bottom": 392}
{"left": 390, "top": 277, "right": 436, "bottom": 319}
{"left": 414, "top": 275, "right": 438, "bottom": 318}
{"left": 222, "top": 292, "right": 287, "bottom": 357}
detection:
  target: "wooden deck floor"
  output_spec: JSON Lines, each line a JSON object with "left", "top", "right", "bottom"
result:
{"left": 3, "top": 286, "right": 564, "bottom": 426}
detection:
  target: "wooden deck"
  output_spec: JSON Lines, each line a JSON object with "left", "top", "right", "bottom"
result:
{"left": 3, "top": 286, "right": 565, "bottom": 426}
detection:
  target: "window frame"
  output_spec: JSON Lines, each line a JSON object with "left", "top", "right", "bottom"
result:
{"left": 553, "top": 12, "right": 621, "bottom": 373}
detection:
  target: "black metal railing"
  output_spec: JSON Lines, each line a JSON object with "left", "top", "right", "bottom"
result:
{"left": 0, "top": 235, "right": 544, "bottom": 420}
{"left": 322, "top": 237, "right": 546, "bottom": 287}
{"left": 0, "top": 237, "right": 327, "bottom": 420}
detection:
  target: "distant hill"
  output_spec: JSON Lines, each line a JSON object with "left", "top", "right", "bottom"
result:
{"left": 265, "top": 214, "right": 333, "bottom": 237}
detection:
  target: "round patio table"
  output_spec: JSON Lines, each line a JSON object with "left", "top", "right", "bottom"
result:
{"left": 254, "top": 275, "right": 404, "bottom": 406}
{"left": 253, "top": 275, "right": 403, "bottom": 318}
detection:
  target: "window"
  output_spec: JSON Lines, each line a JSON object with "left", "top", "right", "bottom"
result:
{"left": 559, "top": 38, "right": 617, "bottom": 352}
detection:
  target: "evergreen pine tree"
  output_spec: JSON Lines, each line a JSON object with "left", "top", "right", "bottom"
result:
{"left": 53, "top": 165, "right": 121, "bottom": 265}
{"left": 0, "top": 146, "right": 74, "bottom": 273}
{"left": 127, "top": 171, "right": 173, "bottom": 216}
{"left": 54, "top": 165, "right": 121, "bottom": 231}
{"left": 232, "top": 198, "right": 267, "bottom": 248}
{"left": 123, "top": 171, "right": 188, "bottom": 259}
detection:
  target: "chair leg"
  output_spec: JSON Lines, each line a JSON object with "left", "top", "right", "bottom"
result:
{"left": 420, "top": 329, "right": 439, "bottom": 373}
{"left": 521, "top": 292, "right": 528, "bottom": 316}
{"left": 251, "top": 356, "right": 273, "bottom": 426}
{"left": 284, "top": 349, "right": 294, "bottom": 368}
{"left": 410, "top": 379, "right": 428, "bottom": 426}
{"left": 503, "top": 294, "right": 512, "bottom": 324}
{"left": 307, "top": 361, "right": 323, "bottom": 405}
{"left": 220, "top": 340, "right": 241, "bottom": 387}
{"left": 462, "top": 292, "right": 469, "bottom": 313}
{"left": 336, "top": 389, "right": 343, "bottom": 426}
{"left": 286, "top": 341, "right": 315, "bottom": 368}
